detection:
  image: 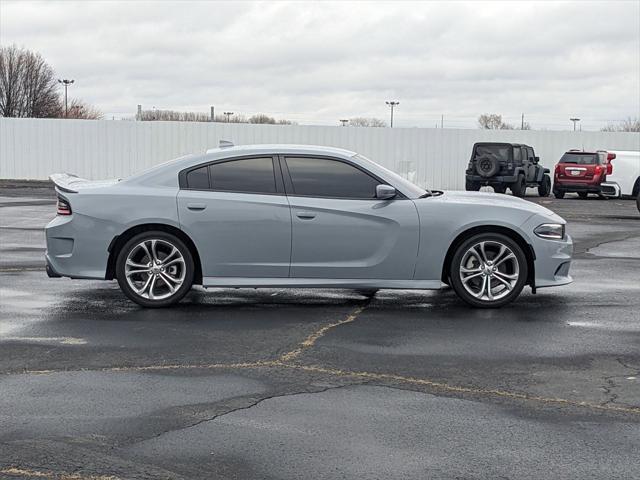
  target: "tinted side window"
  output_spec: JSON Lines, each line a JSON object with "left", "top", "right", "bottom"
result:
{"left": 513, "top": 147, "right": 522, "bottom": 162}
{"left": 186, "top": 166, "right": 210, "bottom": 189}
{"left": 286, "top": 157, "right": 379, "bottom": 198}
{"left": 209, "top": 157, "right": 276, "bottom": 194}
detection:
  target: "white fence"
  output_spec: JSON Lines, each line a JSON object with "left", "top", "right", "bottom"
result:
{"left": 1, "top": 117, "right": 638, "bottom": 190}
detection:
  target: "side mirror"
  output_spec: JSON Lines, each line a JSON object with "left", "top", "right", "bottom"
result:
{"left": 376, "top": 184, "right": 396, "bottom": 199}
{"left": 534, "top": 156, "right": 540, "bottom": 162}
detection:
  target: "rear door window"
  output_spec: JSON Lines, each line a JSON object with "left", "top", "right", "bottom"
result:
{"left": 209, "top": 157, "right": 277, "bottom": 194}
{"left": 513, "top": 147, "right": 522, "bottom": 162}
{"left": 285, "top": 157, "right": 379, "bottom": 199}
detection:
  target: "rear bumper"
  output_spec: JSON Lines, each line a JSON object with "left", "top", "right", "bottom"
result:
{"left": 553, "top": 183, "right": 602, "bottom": 193}
{"left": 466, "top": 174, "right": 518, "bottom": 184}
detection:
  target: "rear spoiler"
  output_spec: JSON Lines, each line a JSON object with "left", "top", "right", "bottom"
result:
{"left": 49, "top": 173, "right": 120, "bottom": 193}
{"left": 49, "top": 173, "right": 83, "bottom": 193}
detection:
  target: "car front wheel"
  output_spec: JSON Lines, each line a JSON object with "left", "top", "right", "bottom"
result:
{"left": 449, "top": 233, "right": 528, "bottom": 308}
{"left": 116, "top": 231, "right": 195, "bottom": 308}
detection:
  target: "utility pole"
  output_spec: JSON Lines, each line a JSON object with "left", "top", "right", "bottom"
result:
{"left": 57, "top": 79, "right": 75, "bottom": 118}
{"left": 385, "top": 101, "right": 399, "bottom": 128}
{"left": 521, "top": 113, "right": 524, "bottom": 130}
{"left": 210, "top": 106, "right": 215, "bottom": 122}
{"left": 137, "top": 104, "right": 142, "bottom": 120}
{"left": 339, "top": 119, "right": 349, "bottom": 126}
{"left": 223, "top": 111, "right": 234, "bottom": 123}
{"left": 570, "top": 117, "right": 580, "bottom": 131}
{"left": 441, "top": 114, "right": 444, "bottom": 129}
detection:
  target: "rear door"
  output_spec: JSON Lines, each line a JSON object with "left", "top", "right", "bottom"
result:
{"left": 282, "top": 156, "right": 420, "bottom": 280}
{"left": 177, "top": 156, "right": 291, "bottom": 278}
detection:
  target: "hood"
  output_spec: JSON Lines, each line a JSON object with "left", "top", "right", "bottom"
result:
{"left": 434, "top": 190, "right": 562, "bottom": 221}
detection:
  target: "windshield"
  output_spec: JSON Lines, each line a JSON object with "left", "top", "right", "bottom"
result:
{"left": 352, "top": 154, "right": 429, "bottom": 198}
{"left": 560, "top": 153, "right": 598, "bottom": 165}
{"left": 474, "top": 145, "right": 511, "bottom": 161}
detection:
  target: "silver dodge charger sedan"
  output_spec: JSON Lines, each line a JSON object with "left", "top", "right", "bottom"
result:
{"left": 46, "top": 144, "right": 573, "bottom": 308}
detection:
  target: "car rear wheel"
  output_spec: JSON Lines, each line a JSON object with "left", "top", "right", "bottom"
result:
{"left": 116, "top": 231, "right": 194, "bottom": 308}
{"left": 449, "top": 233, "right": 528, "bottom": 308}
{"left": 510, "top": 174, "right": 526, "bottom": 197}
{"left": 538, "top": 175, "right": 551, "bottom": 197}
{"left": 553, "top": 188, "right": 565, "bottom": 199}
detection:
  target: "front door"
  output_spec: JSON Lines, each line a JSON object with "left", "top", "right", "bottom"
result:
{"left": 282, "top": 156, "right": 420, "bottom": 279}
{"left": 177, "top": 156, "right": 291, "bottom": 278}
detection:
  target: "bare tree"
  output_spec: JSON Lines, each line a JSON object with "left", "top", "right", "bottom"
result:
{"left": 478, "top": 113, "right": 514, "bottom": 130}
{"left": 348, "top": 117, "right": 386, "bottom": 127}
{"left": 58, "top": 98, "right": 103, "bottom": 119}
{"left": 601, "top": 117, "right": 640, "bottom": 132}
{"left": 138, "top": 109, "right": 211, "bottom": 122}
{"left": 248, "top": 113, "right": 276, "bottom": 124}
{"left": 0, "top": 45, "right": 61, "bottom": 117}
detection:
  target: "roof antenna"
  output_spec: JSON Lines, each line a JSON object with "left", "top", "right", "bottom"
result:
{"left": 219, "top": 140, "right": 234, "bottom": 148}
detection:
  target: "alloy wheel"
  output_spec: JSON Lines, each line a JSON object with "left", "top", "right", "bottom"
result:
{"left": 124, "top": 239, "right": 186, "bottom": 300}
{"left": 459, "top": 240, "right": 520, "bottom": 301}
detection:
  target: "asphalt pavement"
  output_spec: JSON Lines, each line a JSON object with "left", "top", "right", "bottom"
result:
{"left": 1, "top": 183, "right": 639, "bottom": 480}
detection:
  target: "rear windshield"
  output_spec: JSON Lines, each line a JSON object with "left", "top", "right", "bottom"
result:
{"left": 560, "top": 153, "right": 598, "bottom": 164}
{"left": 474, "top": 145, "right": 511, "bottom": 162}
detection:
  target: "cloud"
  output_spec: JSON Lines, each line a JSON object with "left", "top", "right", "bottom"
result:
{"left": 1, "top": 0, "right": 638, "bottom": 129}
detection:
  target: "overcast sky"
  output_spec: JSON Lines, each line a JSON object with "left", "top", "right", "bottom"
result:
{"left": 1, "top": 0, "right": 639, "bottom": 129}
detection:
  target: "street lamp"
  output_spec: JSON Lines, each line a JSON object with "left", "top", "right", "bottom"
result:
{"left": 57, "top": 79, "right": 75, "bottom": 118}
{"left": 223, "top": 111, "right": 234, "bottom": 123}
{"left": 570, "top": 117, "right": 581, "bottom": 131}
{"left": 385, "top": 101, "right": 399, "bottom": 128}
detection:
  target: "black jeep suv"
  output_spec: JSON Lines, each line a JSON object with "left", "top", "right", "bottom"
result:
{"left": 465, "top": 142, "right": 551, "bottom": 197}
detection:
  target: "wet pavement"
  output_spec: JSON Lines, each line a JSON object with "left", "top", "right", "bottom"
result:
{"left": 1, "top": 184, "right": 639, "bottom": 480}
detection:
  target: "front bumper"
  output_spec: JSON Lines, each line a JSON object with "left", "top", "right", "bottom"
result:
{"left": 600, "top": 182, "right": 621, "bottom": 198}
{"left": 531, "top": 234, "right": 573, "bottom": 288}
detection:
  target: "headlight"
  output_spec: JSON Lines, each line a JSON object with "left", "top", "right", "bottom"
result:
{"left": 534, "top": 223, "right": 565, "bottom": 240}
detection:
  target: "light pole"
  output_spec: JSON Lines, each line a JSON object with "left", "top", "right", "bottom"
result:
{"left": 223, "top": 111, "right": 234, "bottom": 123}
{"left": 570, "top": 117, "right": 580, "bottom": 131}
{"left": 57, "top": 79, "right": 75, "bottom": 118}
{"left": 339, "top": 119, "right": 349, "bottom": 126}
{"left": 385, "top": 101, "right": 399, "bottom": 128}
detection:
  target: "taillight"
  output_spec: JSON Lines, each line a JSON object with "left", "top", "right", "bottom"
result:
{"left": 607, "top": 162, "right": 613, "bottom": 175}
{"left": 57, "top": 196, "right": 72, "bottom": 215}
{"left": 554, "top": 164, "right": 561, "bottom": 175}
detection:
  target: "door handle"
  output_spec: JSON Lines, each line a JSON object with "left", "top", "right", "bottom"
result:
{"left": 296, "top": 211, "right": 316, "bottom": 220}
{"left": 187, "top": 203, "right": 206, "bottom": 211}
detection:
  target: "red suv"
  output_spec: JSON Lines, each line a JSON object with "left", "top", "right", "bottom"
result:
{"left": 553, "top": 150, "right": 615, "bottom": 199}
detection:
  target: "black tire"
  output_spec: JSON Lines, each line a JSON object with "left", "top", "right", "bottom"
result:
{"left": 577, "top": 192, "right": 589, "bottom": 199}
{"left": 465, "top": 179, "right": 481, "bottom": 191}
{"left": 553, "top": 188, "right": 565, "bottom": 199}
{"left": 475, "top": 154, "right": 500, "bottom": 178}
{"left": 636, "top": 193, "right": 640, "bottom": 213}
{"left": 449, "top": 233, "right": 528, "bottom": 308}
{"left": 116, "top": 231, "right": 195, "bottom": 308}
{"left": 510, "top": 174, "right": 526, "bottom": 197}
{"left": 538, "top": 175, "right": 551, "bottom": 197}
{"left": 493, "top": 185, "right": 507, "bottom": 194}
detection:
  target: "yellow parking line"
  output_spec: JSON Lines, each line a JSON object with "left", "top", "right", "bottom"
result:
{"left": 0, "top": 467, "right": 120, "bottom": 480}
{"left": 280, "top": 304, "right": 367, "bottom": 362}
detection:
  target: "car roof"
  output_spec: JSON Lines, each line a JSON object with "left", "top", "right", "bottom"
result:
{"left": 204, "top": 144, "right": 357, "bottom": 158}
{"left": 473, "top": 142, "right": 530, "bottom": 148}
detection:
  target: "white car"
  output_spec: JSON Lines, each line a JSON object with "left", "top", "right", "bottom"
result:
{"left": 601, "top": 150, "right": 640, "bottom": 200}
